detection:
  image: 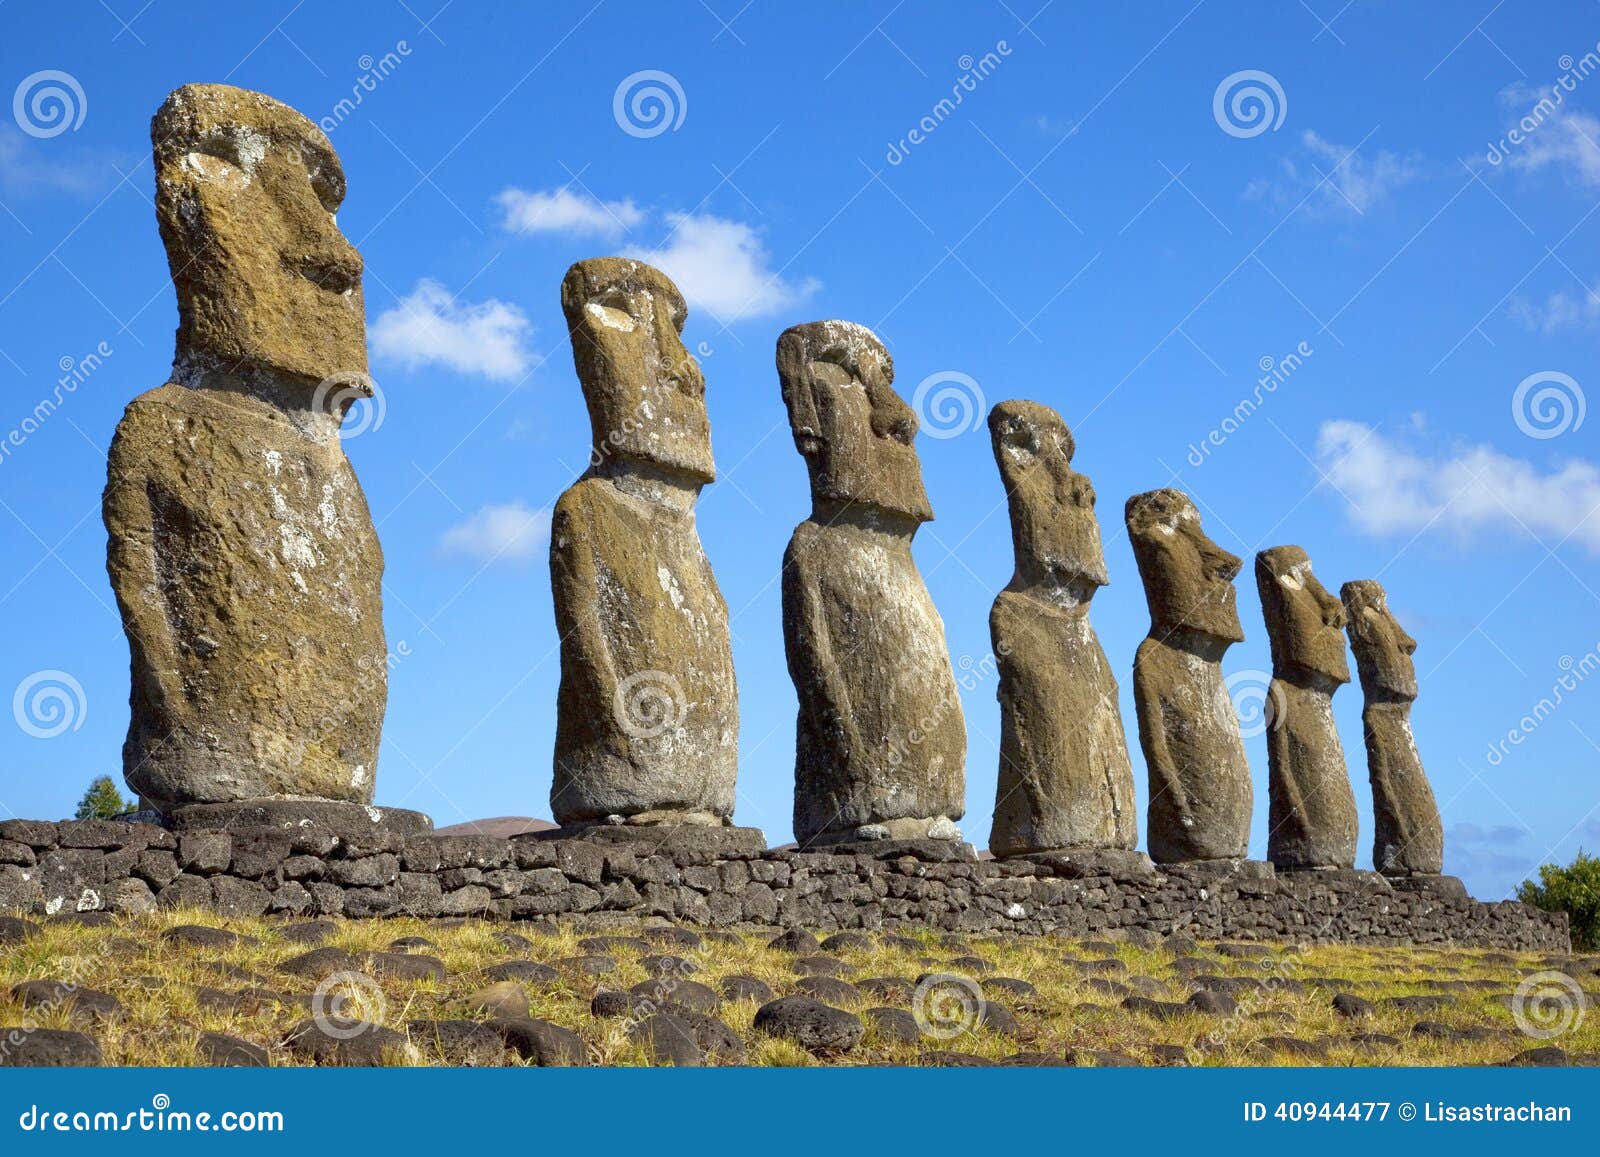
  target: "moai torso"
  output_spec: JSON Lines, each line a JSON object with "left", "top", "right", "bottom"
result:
{"left": 987, "top": 401, "right": 1134, "bottom": 856}
{"left": 1126, "top": 490, "right": 1252, "bottom": 862}
{"left": 1342, "top": 580, "right": 1443, "bottom": 875}
{"left": 549, "top": 259, "right": 737, "bottom": 827}
{"left": 1257, "top": 546, "right": 1358, "bottom": 870}
{"left": 777, "top": 321, "right": 965, "bottom": 847}
{"left": 104, "top": 85, "right": 386, "bottom": 810}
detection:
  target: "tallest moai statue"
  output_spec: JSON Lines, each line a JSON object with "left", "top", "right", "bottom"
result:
{"left": 104, "top": 85, "right": 409, "bottom": 827}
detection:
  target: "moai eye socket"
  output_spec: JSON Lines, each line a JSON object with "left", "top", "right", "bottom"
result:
{"left": 585, "top": 290, "right": 638, "bottom": 333}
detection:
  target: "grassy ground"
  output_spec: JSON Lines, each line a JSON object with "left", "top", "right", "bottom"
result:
{"left": 1, "top": 909, "right": 1596, "bottom": 1066}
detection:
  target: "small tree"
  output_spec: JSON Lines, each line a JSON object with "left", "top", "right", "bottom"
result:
{"left": 74, "top": 776, "right": 131, "bottom": 821}
{"left": 1518, "top": 850, "right": 1600, "bottom": 950}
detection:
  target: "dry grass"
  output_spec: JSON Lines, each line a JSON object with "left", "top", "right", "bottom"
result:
{"left": 2, "top": 909, "right": 1597, "bottom": 1066}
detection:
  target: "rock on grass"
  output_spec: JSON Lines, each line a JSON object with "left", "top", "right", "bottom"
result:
{"left": 753, "top": 996, "right": 863, "bottom": 1053}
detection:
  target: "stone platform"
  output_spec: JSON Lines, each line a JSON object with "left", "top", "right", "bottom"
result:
{"left": 0, "top": 819, "right": 1568, "bottom": 950}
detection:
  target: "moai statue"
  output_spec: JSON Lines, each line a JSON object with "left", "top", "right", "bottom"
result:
{"left": 1341, "top": 580, "right": 1444, "bottom": 876}
{"left": 777, "top": 321, "right": 968, "bottom": 855}
{"left": 1125, "top": 490, "right": 1253, "bottom": 864}
{"left": 103, "top": 85, "right": 423, "bottom": 832}
{"left": 1256, "top": 546, "right": 1359, "bottom": 870}
{"left": 548, "top": 258, "right": 756, "bottom": 849}
{"left": 986, "top": 401, "right": 1137, "bottom": 861}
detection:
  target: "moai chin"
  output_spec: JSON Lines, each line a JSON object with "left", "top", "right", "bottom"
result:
{"left": 987, "top": 401, "right": 1137, "bottom": 858}
{"left": 1256, "top": 545, "right": 1359, "bottom": 870}
{"left": 1125, "top": 489, "right": 1253, "bottom": 863}
{"left": 1341, "top": 580, "right": 1444, "bottom": 875}
{"left": 548, "top": 257, "right": 744, "bottom": 836}
{"left": 103, "top": 84, "right": 401, "bottom": 823}
{"left": 777, "top": 320, "right": 968, "bottom": 852}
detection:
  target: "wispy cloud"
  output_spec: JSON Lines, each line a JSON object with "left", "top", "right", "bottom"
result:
{"left": 1245, "top": 130, "right": 1422, "bottom": 216}
{"left": 1495, "top": 85, "right": 1600, "bottom": 189}
{"left": 496, "top": 186, "right": 645, "bottom": 240}
{"left": 371, "top": 279, "right": 533, "bottom": 382}
{"left": 1315, "top": 419, "right": 1600, "bottom": 552}
{"left": 437, "top": 501, "right": 550, "bottom": 563}
{"left": 0, "top": 127, "right": 112, "bottom": 198}
{"left": 624, "top": 212, "right": 821, "bottom": 322}
{"left": 1509, "top": 278, "right": 1600, "bottom": 333}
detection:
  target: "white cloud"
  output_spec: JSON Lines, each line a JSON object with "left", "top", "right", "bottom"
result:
{"left": 1245, "top": 130, "right": 1421, "bottom": 216}
{"left": 1509, "top": 279, "right": 1600, "bottom": 333}
{"left": 0, "top": 127, "right": 108, "bottom": 197}
{"left": 370, "top": 279, "right": 533, "bottom": 382}
{"left": 1315, "top": 420, "right": 1600, "bottom": 552}
{"left": 624, "top": 212, "right": 821, "bottom": 322}
{"left": 496, "top": 186, "right": 644, "bottom": 240}
{"left": 437, "top": 501, "right": 550, "bottom": 563}
{"left": 1496, "top": 86, "right": 1600, "bottom": 188}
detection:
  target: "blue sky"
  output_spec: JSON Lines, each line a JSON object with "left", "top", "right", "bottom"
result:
{"left": 1, "top": 1, "right": 1597, "bottom": 900}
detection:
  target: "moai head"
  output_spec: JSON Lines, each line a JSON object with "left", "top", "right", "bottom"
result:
{"left": 776, "top": 320, "right": 933, "bottom": 524}
{"left": 561, "top": 258, "right": 714, "bottom": 484}
{"left": 152, "top": 84, "right": 365, "bottom": 385}
{"left": 1341, "top": 579, "right": 1418, "bottom": 701}
{"left": 1124, "top": 488, "right": 1244, "bottom": 643}
{"left": 1256, "top": 546, "right": 1350, "bottom": 685}
{"left": 989, "top": 400, "right": 1108, "bottom": 595}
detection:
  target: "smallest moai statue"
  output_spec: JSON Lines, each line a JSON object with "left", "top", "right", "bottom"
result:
{"left": 1256, "top": 546, "right": 1359, "bottom": 871}
{"left": 1341, "top": 580, "right": 1444, "bottom": 876}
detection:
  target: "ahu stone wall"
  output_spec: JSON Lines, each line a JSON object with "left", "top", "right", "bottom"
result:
{"left": 0, "top": 820, "right": 1568, "bottom": 951}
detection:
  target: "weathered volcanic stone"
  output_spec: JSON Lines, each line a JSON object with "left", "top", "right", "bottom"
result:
{"left": 104, "top": 84, "right": 387, "bottom": 811}
{"left": 1125, "top": 490, "right": 1251, "bottom": 862}
{"left": 1257, "top": 546, "right": 1358, "bottom": 870}
{"left": 777, "top": 320, "right": 966, "bottom": 847}
{"left": 986, "top": 401, "right": 1135, "bottom": 856}
{"left": 0, "top": 1028, "right": 104, "bottom": 1067}
{"left": 1342, "top": 580, "right": 1443, "bottom": 875}
{"left": 549, "top": 258, "right": 740, "bottom": 831}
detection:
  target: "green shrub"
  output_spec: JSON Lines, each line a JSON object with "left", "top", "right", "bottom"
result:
{"left": 74, "top": 775, "right": 131, "bottom": 821}
{"left": 1518, "top": 850, "right": 1600, "bottom": 950}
